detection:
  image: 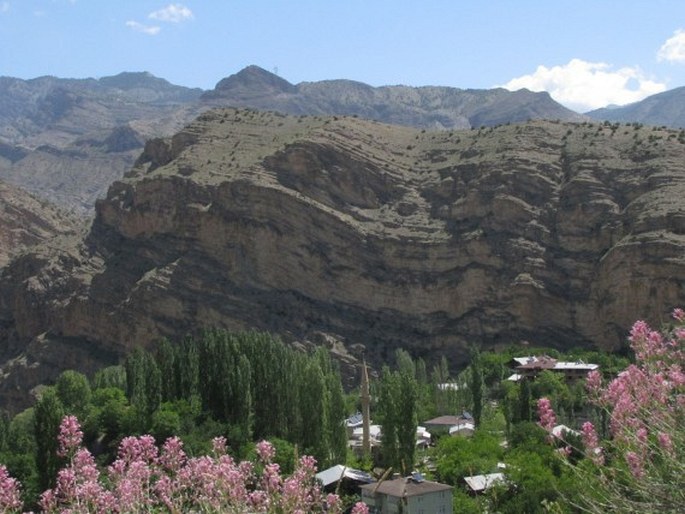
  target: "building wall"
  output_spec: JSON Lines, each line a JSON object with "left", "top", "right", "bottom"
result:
{"left": 362, "top": 488, "right": 453, "bottom": 514}
{"left": 407, "top": 490, "right": 453, "bottom": 514}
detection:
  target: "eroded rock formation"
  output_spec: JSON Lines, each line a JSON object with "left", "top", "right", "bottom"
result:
{"left": 1, "top": 111, "right": 683, "bottom": 410}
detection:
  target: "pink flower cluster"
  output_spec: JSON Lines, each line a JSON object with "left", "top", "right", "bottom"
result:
{"left": 0, "top": 464, "right": 22, "bottom": 512}
{"left": 537, "top": 397, "right": 557, "bottom": 433}
{"left": 0, "top": 416, "right": 369, "bottom": 514}
{"left": 539, "top": 308, "right": 685, "bottom": 480}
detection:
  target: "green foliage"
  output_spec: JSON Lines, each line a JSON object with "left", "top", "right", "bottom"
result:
{"left": 92, "top": 386, "right": 132, "bottom": 453}
{"left": 1, "top": 408, "right": 39, "bottom": 503}
{"left": 433, "top": 431, "right": 503, "bottom": 485}
{"left": 126, "top": 347, "right": 162, "bottom": 430}
{"left": 92, "top": 365, "right": 127, "bottom": 391}
{"left": 452, "top": 489, "right": 484, "bottom": 514}
{"left": 133, "top": 330, "right": 348, "bottom": 468}
{"left": 518, "top": 378, "right": 532, "bottom": 422}
{"left": 151, "top": 406, "right": 182, "bottom": 443}
{"left": 377, "top": 350, "right": 419, "bottom": 475}
{"left": 33, "top": 388, "right": 65, "bottom": 490}
{"left": 55, "top": 370, "right": 91, "bottom": 420}
{"left": 469, "top": 346, "right": 484, "bottom": 426}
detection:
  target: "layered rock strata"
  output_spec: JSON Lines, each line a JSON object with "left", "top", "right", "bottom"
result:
{"left": 1, "top": 111, "right": 684, "bottom": 410}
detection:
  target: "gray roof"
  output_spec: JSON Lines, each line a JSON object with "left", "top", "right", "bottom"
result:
{"left": 360, "top": 476, "right": 452, "bottom": 498}
{"left": 423, "top": 415, "right": 465, "bottom": 426}
{"left": 464, "top": 472, "right": 506, "bottom": 492}
{"left": 316, "top": 465, "right": 374, "bottom": 488}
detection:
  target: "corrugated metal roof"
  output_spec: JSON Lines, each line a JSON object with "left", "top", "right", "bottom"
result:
{"left": 316, "top": 465, "right": 374, "bottom": 488}
{"left": 463, "top": 472, "right": 506, "bottom": 492}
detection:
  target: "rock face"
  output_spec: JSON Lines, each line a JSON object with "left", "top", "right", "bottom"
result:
{"left": 0, "top": 180, "right": 81, "bottom": 267}
{"left": 1, "top": 112, "right": 684, "bottom": 411}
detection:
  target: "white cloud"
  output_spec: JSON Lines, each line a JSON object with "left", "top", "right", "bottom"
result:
{"left": 149, "top": 3, "right": 193, "bottom": 23}
{"left": 126, "top": 20, "right": 161, "bottom": 36}
{"left": 501, "top": 59, "right": 666, "bottom": 112}
{"left": 657, "top": 29, "right": 685, "bottom": 63}
{"left": 0, "top": 2, "right": 9, "bottom": 14}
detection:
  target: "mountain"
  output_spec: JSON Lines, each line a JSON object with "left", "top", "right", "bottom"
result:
{"left": 0, "top": 73, "right": 207, "bottom": 214}
{"left": 0, "top": 179, "right": 81, "bottom": 268}
{"left": 0, "top": 66, "right": 585, "bottom": 217}
{"left": 202, "top": 65, "right": 586, "bottom": 129}
{"left": 587, "top": 87, "right": 685, "bottom": 128}
{"left": 1, "top": 111, "right": 683, "bottom": 411}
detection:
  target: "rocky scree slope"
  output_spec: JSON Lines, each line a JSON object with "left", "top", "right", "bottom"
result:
{"left": 0, "top": 112, "right": 684, "bottom": 410}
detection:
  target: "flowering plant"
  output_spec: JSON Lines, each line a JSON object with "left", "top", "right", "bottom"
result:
{"left": 537, "top": 308, "right": 685, "bottom": 512}
{"left": 1, "top": 415, "right": 370, "bottom": 513}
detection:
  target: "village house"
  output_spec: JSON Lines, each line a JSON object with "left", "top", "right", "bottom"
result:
{"left": 512, "top": 356, "right": 598, "bottom": 382}
{"left": 360, "top": 473, "right": 453, "bottom": 514}
{"left": 423, "top": 412, "right": 474, "bottom": 440}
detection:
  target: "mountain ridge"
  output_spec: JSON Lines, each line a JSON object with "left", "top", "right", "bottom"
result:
{"left": 587, "top": 86, "right": 685, "bottom": 128}
{"left": 1, "top": 111, "right": 683, "bottom": 411}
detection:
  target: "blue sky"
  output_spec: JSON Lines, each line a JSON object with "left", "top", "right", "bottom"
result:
{"left": 2, "top": 1, "right": 685, "bottom": 112}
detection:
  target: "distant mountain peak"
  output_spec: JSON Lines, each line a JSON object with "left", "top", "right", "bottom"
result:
{"left": 206, "top": 65, "right": 297, "bottom": 98}
{"left": 98, "top": 71, "right": 172, "bottom": 90}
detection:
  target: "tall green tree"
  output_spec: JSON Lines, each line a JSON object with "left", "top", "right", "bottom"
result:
{"left": 156, "top": 338, "right": 177, "bottom": 402}
{"left": 469, "top": 345, "right": 484, "bottom": 426}
{"left": 92, "top": 365, "right": 127, "bottom": 391}
{"left": 126, "top": 348, "right": 162, "bottom": 429}
{"left": 377, "top": 351, "right": 419, "bottom": 474}
{"left": 55, "top": 370, "right": 91, "bottom": 420}
{"left": 396, "top": 364, "right": 418, "bottom": 474}
{"left": 33, "top": 388, "right": 65, "bottom": 490}
{"left": 378, "top": 366, "right": 400, "bottom": 470}
{"left": 519, "top": 378, "right": 532, "bottom": 423}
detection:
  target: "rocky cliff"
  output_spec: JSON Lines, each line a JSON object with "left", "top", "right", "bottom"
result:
{"left": 0, "top": 180, "right": 81, "bottom": 267}
{"left": 1, "top": 111, "right": 684, "bottom": 411}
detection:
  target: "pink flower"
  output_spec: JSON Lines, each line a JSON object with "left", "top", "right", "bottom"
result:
{"left": 673, "top": 308, "right": 685, "bottom": 322}
{"left": 657, "top": 432, "right": 674, "bottom": 456}
{"left": 212, "top": 436, "right": 227, "bottom": 457}
{"left": 585, "top": 369, "right": 603, "bottom": 399}
{"left": 0, "top": 464, "right": 22, "bottom": 512}
{"left": 160, "top": 436, "right": 186, "bottom": 473}
{"left": 57, "top": 415, "right": 83, "bottom": 458}
{"left": 255, "top": 440, "right": 276, "bottom": 463}
{"left": 581, "top": 422, "right": 604, "bottom": 465}
{"left": 537, "top": 397, "right": 557, "bottom": 433}
{"left": 625, "top": 451, "right": 644, "bottom": 479}
{"left": 326, "top": 493, "right": 342, "bottom": 513}
{"left": 351, "top": 501, "right": 370, "bottom": 514}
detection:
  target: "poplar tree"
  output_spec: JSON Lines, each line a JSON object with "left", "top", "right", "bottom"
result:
{"left": 469, "top": 345, "right": 483, "bottom": 427}
{"left": 33, "top": 388, "right": 64, "bottom": 490}
{"left": 378, "top": 352, "right": 419, "bottom": 474}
